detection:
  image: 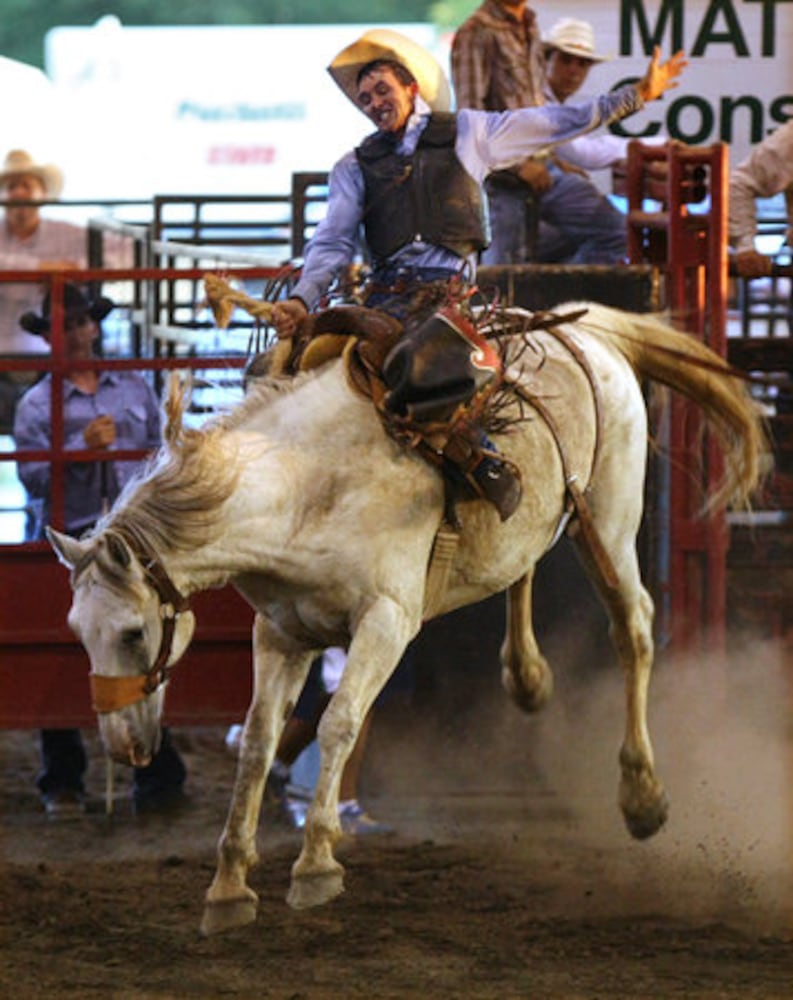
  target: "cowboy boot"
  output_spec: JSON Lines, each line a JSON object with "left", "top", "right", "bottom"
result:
{"left": 443, "top": 429, "right": 522, "bottom": 522}
{"left": 471, "top": 453, "right": 522, "bottom": 521}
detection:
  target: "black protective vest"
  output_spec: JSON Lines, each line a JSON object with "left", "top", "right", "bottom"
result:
{"left": 355, "top": 114, "right": 489, "bottom": 265}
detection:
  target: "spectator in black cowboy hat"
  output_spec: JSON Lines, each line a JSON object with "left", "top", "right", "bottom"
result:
{"left": 13, "top": 283, "right": 188, "bottom": 817}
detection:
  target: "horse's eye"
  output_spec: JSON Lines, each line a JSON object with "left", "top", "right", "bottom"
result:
{"left": 121, "top": 628, "right": 144, "bottom": 647}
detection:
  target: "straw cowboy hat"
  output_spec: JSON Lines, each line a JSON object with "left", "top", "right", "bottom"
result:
{"left": 19, "top": 283, "right": 115, "bottom": 338}
{"left": 543, "top": 19, "right": 610, "bottom": 63}
{"left": 328, "top": 28, "right": 451, "bottom": 113}
{"left": 0, "top": 148, "right": 64, "bottom": 197}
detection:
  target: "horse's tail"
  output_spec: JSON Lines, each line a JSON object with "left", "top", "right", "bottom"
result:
{"left": 573, "top": 302, "right": 769, "bottom": 511}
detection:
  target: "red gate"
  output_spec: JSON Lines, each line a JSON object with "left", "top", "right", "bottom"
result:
{"left": 625, "top": 140, "right": 730, "bottom": 652}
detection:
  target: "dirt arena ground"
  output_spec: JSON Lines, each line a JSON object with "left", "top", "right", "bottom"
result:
{"left": 2, "top": 626, "right": 792, "bottom": 999}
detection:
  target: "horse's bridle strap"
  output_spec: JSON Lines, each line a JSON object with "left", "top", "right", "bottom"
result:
{"left": 91, "top": 672, "right": 151, "bottom": 714}
{"left": 139, "top": 555, "right": 190, "bottom": 621}
{"left": 102, "top": 528, "right": 191, "bottom": 704}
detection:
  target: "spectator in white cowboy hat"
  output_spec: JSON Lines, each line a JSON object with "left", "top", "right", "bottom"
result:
{"left": 541, "top": 19, "right": 631, "bottom": 175}
{"left": 451, "top": 4, "right": 629, "bottom": 266}
{"left": 543, "top": 18, "right": 610, "bottom": 101}
{"left": 0, "top": 149, "right": 132, "bottom": 431}
{"left": 271, "top": 27, "right": 684, "bottom": 516}
{"left": 0, "top": 150, "right": 86, "bottom": 356}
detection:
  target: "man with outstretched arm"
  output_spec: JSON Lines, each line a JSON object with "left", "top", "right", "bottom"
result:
{"left": 271, "top": 30, "right": 686, "bottom": 516}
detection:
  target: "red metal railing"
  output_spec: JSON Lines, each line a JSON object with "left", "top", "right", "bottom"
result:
{"left": 0, "top": 265, "right": 282, "bottom": 726}
{"left": 626, "top": 141, "right": 729, "bottom": 653}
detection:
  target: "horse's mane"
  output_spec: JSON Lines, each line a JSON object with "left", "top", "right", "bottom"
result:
{"left": 96, "top": 368, "right": 330, "bottom": 556}
{"left": 214, "top": 366, "right": 321, "bottom": 433}
{"left": 93, "top": 378, "right": 234, "bottom": 555}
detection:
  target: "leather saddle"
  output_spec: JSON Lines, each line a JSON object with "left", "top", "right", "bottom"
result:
{"left": 245, "top": 303, "right": 522, "bottom": 520}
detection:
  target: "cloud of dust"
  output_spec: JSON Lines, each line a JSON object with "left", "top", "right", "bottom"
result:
{"left": 526, "top": 632, "right": 792, "bottom": 934}
{"left": 369, "top": 629, "right": 792, "bottom": 937}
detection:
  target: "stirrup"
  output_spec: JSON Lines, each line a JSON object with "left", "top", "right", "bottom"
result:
{"left": 442, "top": 431, "right": 522, "bottom": 522}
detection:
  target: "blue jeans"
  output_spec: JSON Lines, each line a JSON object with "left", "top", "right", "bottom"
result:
{"left": 365, "top": 265, "right": 463, "bottom": 321}
{"left": 37, "top": 728, "right": 186, "bottom": 801}
{"left": 483, "top": 165, "right": 627, "bottom": 266}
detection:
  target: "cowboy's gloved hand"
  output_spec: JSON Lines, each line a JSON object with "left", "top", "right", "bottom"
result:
{"left": 83, "top": 414, "right": 116, "bottom": 449}
{"left": 732, "top": 249, "right": 773, "bottom": 279}
{"left": 272, "top": 298, "right": 308, "bottom": 339}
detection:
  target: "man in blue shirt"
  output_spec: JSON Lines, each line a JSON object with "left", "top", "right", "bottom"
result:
{"left": 14, "top": 287, "right": 160, "bottom": 537}
{"left": 13, "top": 283, "right": 187, "bottom": 817}
{"left": 272, "top": 29, "right": 685, "bottom": 335}
{"left": 270, "top": 31, "right": 685, "bottom": 518}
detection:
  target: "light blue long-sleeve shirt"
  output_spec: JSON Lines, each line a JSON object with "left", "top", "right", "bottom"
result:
{"left": 13, "top": 370, "right": 161, "bottom": 536}
{"left": 292, "top": 86, "right": 644, "bottom": 308}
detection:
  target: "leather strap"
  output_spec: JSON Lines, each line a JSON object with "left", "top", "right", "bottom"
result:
{"left": 505, "top": 331, "right": 620, "bottom": 592}
{"left": 423, "top": 522, "right": 460, "bottom": 620}
{"left": 88, "top": 529, "right": 191, "bottom": 712}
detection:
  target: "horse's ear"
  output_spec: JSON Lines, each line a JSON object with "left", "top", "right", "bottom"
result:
{"left": 45, "top": 527, "right": 90, "bottom": 570}
{"left": 163, "top": 372, "right": 191, "bottom": 446}
{"left": 171, "top": 610, "right": 196, "bottom": 664}
{"left": 105, "top": 531, "right": 132, "bottom": 570}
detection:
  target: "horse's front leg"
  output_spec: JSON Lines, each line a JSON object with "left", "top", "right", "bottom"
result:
{"left": 201, "top": 616, "right": 313, "bottom": 935}
{"left": 287, "top": 596, "right": 415, "bottom": 910}
{"left": 501, "top": 570, "right": 554, "bottom": 712}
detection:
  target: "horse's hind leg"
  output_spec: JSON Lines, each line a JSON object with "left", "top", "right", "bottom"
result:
{"left": 501, "top": 571, "right": 554, "bottom": 712}
{"left": 614, "top": 580, "right": 669, "bottom": 839}
{"left": 571, "top": 534, "right": 668, "bottom": 840}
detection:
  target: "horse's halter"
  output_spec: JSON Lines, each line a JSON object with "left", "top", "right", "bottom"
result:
{"left": 79, "top": 530, "right": 191, "bottom": 714}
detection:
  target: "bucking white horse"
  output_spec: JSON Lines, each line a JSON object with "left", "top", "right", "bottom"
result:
{"left": 47, "top": 300, "right": 766, "bottom": 935}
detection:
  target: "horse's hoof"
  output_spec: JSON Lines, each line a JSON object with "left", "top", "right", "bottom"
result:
{"left": 501, "top": 663, "right": 553, "bottom": 713}
{"left": 620, "top": 785, "right": 669, "bottom": 840}
{"left": 287, "top": 870, "right": 345, "bottom": 910}
{"left": 200, "top": 896, "right": 258, "bottom": 936}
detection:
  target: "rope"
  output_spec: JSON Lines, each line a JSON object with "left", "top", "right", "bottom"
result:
{"left": 203, "top": 272, "right": 277, "bottom": 329}
{"left": 422, "top": 522, "right": 460, "bottom": 620}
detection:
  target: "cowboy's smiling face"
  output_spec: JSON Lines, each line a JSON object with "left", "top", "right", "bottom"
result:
{"left": 356, "top": 67, "right": 418, "bottom": 133}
